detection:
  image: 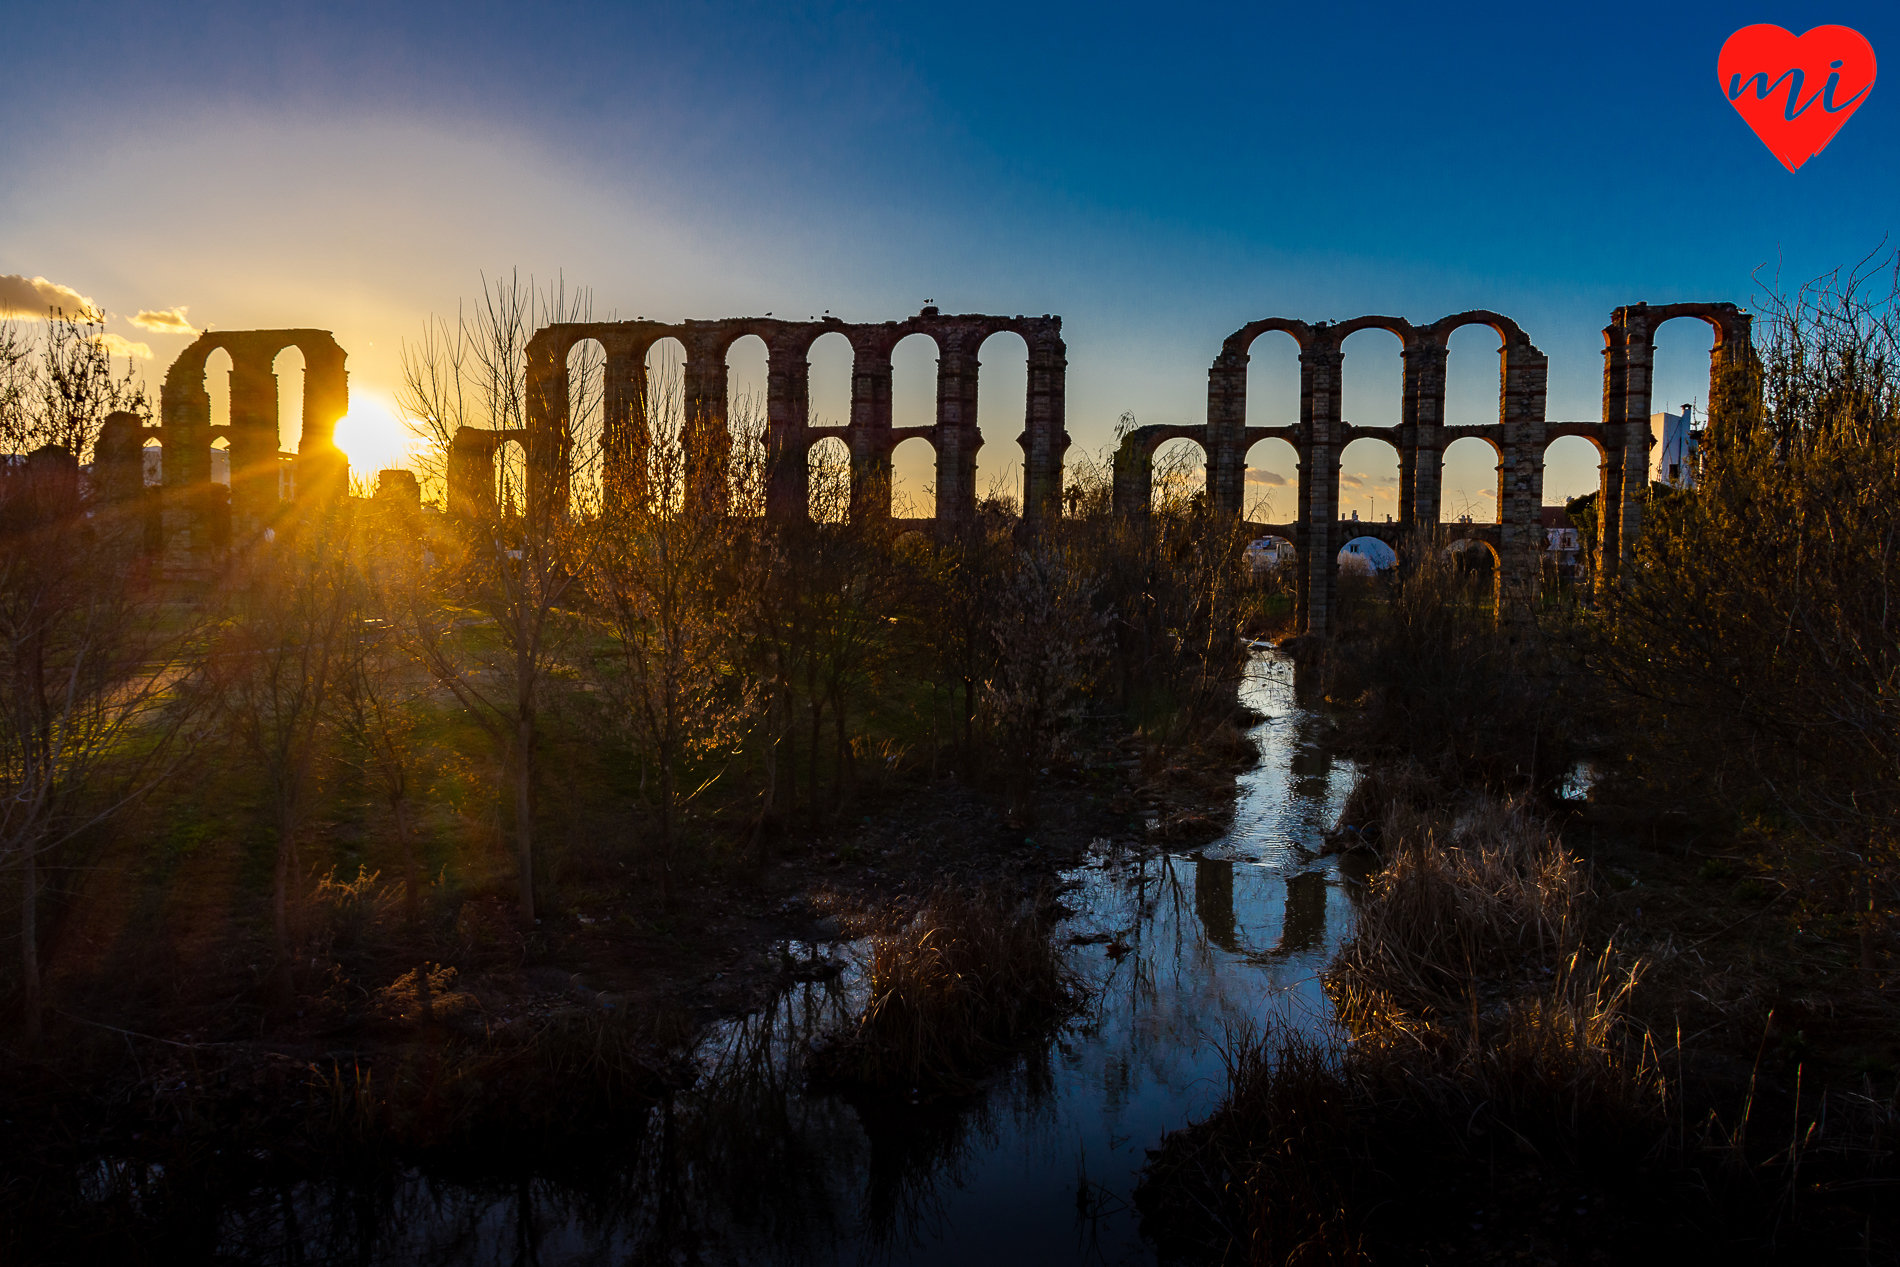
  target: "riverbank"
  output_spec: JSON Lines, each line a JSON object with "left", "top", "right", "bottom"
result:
{"left": 0, "top": 691, "right": 1268, "bottom": 1262}
{"left": 1138, "top": 748, "right": 1900, "bottom": 1263}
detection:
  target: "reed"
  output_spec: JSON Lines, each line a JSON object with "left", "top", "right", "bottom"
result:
{"left": 810, "top": 884, "right": 1078, "bottom": 1094}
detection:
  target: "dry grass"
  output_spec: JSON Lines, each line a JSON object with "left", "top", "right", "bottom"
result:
{"left": 1141, "top": 783, "right": 1668, "bottom": 1261}
{"left": 809, "top": 884, "right": 1078, "bottom": 1094}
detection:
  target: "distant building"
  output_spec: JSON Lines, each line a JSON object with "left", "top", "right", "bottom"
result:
{"left": 1244, "top": 536, "right": 1296, "bottom": 573}
{"left": 1541, "top": 505, "right": 1580, "bottom": 577}
{"left": 1651, "top": 405, "right": 1699, "bottom": 488}
{"left": 1337, "top": 535, "right": 1396, "bottom": 572}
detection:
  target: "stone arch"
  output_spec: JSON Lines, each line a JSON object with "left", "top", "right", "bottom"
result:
{"left": 1242, "top": 327, "right": 1302, "bottom": 429}
{"left": 564, "top": 336, "right": 608, "bottom": 507}
{"left": 1243, "top": 434, "right": 1299, "bottom": 523}
{"left": 1542, "top": 431, "right": 1605, "bottom": 508}
{"left": 890, "top": 434, "right": 936, "bottom": 519}
{"left": 1340, "top": 324, "right": 1405, "bottom": 432}
{"left": 974, "top": 328, "right": 1029, "bottom": 513}
{"left": 807, "top": 434, "right": 851, "bottom": 523}
{"left": 725, "top": 333, "right": 770, "bottom": 432}
{"left": 1440, "top": 322, "right": 1506, "bottom": 428}
{"left": 1339, "top": 436, "right": 1400, "bottom": 524}
{"left": 1441, "top": 434, "right": 1500, "bottom": 523}
{"left": 1151, "top": 436, "right": 1207, "bottom": 514}
{"left": 271, "top": 346, "right": 305, "bottom": 452}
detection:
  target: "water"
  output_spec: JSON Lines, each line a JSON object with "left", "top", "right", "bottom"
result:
{"left": 203, "top": 652, "right": 1362, "bottom": 1264}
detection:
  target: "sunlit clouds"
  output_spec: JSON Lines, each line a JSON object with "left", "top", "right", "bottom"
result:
{"left": 0, "top": 274, "right": 97, "bottom": 320}
{"left": 90, "top": 333, "right": 153, "bottom": 359}
{"left": 131, "top": 307, "right": 198, "bottom": 335}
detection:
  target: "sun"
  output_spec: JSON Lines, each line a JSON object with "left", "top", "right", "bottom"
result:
{"left": 331, "top": 392, "right": 420, "bottom": 474}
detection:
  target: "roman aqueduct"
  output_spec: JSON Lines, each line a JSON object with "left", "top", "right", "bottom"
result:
{"left": 103, "top": 300, "right": 1751, "bottom": 633}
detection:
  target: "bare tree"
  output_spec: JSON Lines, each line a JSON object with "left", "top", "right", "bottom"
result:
{"left": 397, "top": 272, "right": 594, "bottom": 931}
{"left": 0, "top": 315, "right": 193, "bottom": 1054}
{"left": 587, "top": 376, "right": 756, "bottom": 905}
{"left": 211, "top": 523, "right": 359, "bottom": 990}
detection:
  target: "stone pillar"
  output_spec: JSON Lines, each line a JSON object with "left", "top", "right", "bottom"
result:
{"left": 1300, "top": 335, "right": 1344, "bottom": 634}
{"left": 1205, "top": 344, "right": 1248, "bottom": 517}
{"left": 1112, "top": 434, "right": 1154, "bottom": 516}
{"left": 1020, "top": 323, "right": 1069, "bottom": 524}
{"left": 848, "top": 336, "right": 893, "bottom": 522}
{"left": 448, "top": 427, "right": 501, "bottom": 518}
{"left": 524, "top": 335, "right": 569, "bottom": 524}
{"left": 158, "top": 344, "right": 217, "bottom": 576}
{"left": 1497, "top": 341, "right": 1549, "bottom": 617}
{"left": 602, "top": 343, "right": 648, "bottom": 513}
{"left": 1405, "top": 340, "right": 1447, "bottom": 527}
{"left": 225, "top": 352, "right": 280, "bottom": 544}
{"left": 294, "top": 336, "right": 350, "bottom": 512}
{"left": 683, "top": 329, "right": 731, "bottom": 511}
{"left": 935, "top": 343, "right": 981, "bottom": 526}
{"left": 766, "top": 334, "right": 810, "bottom": 521}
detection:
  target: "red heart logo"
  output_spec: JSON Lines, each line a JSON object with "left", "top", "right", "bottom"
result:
{"left": 1719, "top": 25, "right": 1876, "bottom": 171}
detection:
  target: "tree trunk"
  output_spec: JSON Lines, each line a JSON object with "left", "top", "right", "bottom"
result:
{"left": 515, "top": 717, "right": 536, "bottom": 931}
{"left": 20, "top": 845, "right": 40, "bottom": 1058}
{"left": 659, "top": 753, "right": 676, "bottom": 908}
{"left": 807, "top": 695, "right": 825, "bottom": 829}
{"left": 394, "top": 794, "right": 419, "bottom": 927}
{"left": 778, "top": 691, "right": 797, "bottom": 822}
{"left": 962, "top": 675, "right": 977, "bottom": 782}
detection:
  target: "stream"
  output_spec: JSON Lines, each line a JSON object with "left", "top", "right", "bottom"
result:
{"left": 202, "top": 650, "right": 1363, "bottom": 1264}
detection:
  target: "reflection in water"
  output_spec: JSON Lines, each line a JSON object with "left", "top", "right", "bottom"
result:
{"left": 1193, "top": 858, "right": 1237, "bottom": 952}
{"left": 1277, "top": 869, "right": 1330, "bottom": 957}
{"left": 95, "top": 652, "right": 1360, "bottom": 1266}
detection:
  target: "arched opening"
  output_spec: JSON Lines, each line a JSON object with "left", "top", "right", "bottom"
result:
{"left": 1341, "top": 327, "right": 1402, "bottom": 428}
{"left": 808, "top": 435, "right": 850, "bottom": 523}
{"left": 565, "top": 337, "right": 606, "bottom": 507}
{"left": 1338, "top": 436, "right": 1399, "bottom": 525}
{"left": 497, "top": 436, "right": 527, "bottom": 518}
{"left": 208, "top": 434, "right": 231, "bottom": 486}
{"left": 1244, "top": 329, "right": 1300, "bottom": 428}
{"left": 725, "top": 332, "right": 769, "bottom": 435}
{"left": 204, "top": 347, "right": 234, "bottom": 429}
{"left": 1650, "top": 318, "right": 1715, "bottom": 488}
{"left": 1151, "top": 438, "right": 1207, "bottom": 515}
{"left": 1543, "top": 435, "right": 1601, "bottom": 508}
{"left": 725, "top": 334, "right": 770, "bottom": 514}
{"left": 271, "top": 346, "right": 305, "bottom": 453}
{"left": 1448, "top": 537, "right": 1500, "bottom": 581}
{"left": 890, "top": 436, "right": 935, "bottom": 519}
{"left": 141, "top": 436, "right": 163, "bottom": 487}
{"left": 806, "top": 331, "right": 853, "bottom": 428}
{"left": 891, "top": 333, "right": 938, "bottom": 516}
{"left": 644, "top": 336, "right": 687, "bottom": 509}
{"left": 1444, "top": 324, "right": 1502, "bottom": 427}
{"left": 1243, "top": 435, "right": 1299, "bottom": 523}
{"left": 975, "top": 330, "right": 1027, "bottom": 515}
{"left": 1440, "top": 436, "right": 1499, "bottom": 523}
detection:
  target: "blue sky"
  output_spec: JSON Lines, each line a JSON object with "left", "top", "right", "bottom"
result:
{"left": 2, "top": 1, "right": 1893, "bottom": 514}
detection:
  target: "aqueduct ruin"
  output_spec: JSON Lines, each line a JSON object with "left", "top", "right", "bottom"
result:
{"left": 93, "top": 329, "right": 351, "bottom": 574}
{"left": 1112, "top": 302, "right": 1754, "bottom": 632}
{"left": 119, "top": 301, "right": 1752, "bottom": 636}
{"left": 447, "top": 308, "right": 1069, "bottom": 525}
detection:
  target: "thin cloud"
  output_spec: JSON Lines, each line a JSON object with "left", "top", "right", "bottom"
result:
{"left": 1340, "top": 472, "right": 1368, "bottom": 489}
{"left": 92, "top": 333, "right": 153, "bottom": 359}
{"left": 131, "top": 307, "right": 198, "bottom": 335}
{"left": 1245, "top": 468, "right": 1287, "bottom": 485}
{"left": 0, "top": 274, "right": 98, "bottom": 320}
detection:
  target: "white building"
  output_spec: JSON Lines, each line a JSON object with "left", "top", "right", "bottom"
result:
{"left": 1651, "top": 405, "right": 1699, "bottom": 489}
